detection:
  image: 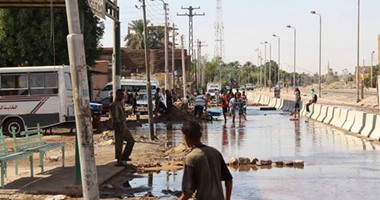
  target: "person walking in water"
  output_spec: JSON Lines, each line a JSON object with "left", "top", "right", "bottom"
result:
{"left": 194, "top": 91, "right": 205, "bottom": 118}
{"left": 221, "top": 90, "right": 229, "bottom": 126}
{"left": 179, "top": 121, "right": 233, "bottom": 200}
{"left": 293, "top": 87, "right": 301, "bottom": 120}
{"left": 109, "top": 89, "right": 135, "bottom": 166}
{"left": 229, "top": 92, "right": 237, "bottom": 124}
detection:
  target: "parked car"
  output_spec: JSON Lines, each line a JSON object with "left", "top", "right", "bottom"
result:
{"left": 90, "top": 102, "right": 103, "bottom": 116}
{"left": 246, "top": 83, "right": 254, "bottom": 90}
{"left": 97, "top": 96, "right": 112, "bottom": 114}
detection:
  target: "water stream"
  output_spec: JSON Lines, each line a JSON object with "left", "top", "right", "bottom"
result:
{"left": 110, "top": 107, "right": 380, "bottom": 200}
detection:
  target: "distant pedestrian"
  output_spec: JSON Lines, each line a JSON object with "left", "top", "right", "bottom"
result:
{"left": 155, "top": 88, "right": 167, "bottom": 115}
{"left": 229, "top": 93, "right": 237, "bottom": 123}
{"left": 293, "top": 87, "right": 301, "bottom": 120}
{"left": 172, "top": 89, "right": 177, "bottom": 102}
{"left": 215, "top": 89, "right": 220, "bottom": 105}
{"left": 306, "top": 88, "right": 317, "bottom": 112}
{"left": 166, "top": 89, "right": 173, "bottom": 114}
{"left": 236, "top": 93, "right": 247, "bottom": 122}
{"left": 194, "top": 92, "right": 205, "bottom": 118}
{"left": 221, "top": 90, "right": 229, "bottom": 125}
{"left": 109, "top": 89, "right": 135, "bottom": 166}
{"left": 179, "top": 121, "right": 233, "bottom": 200}
{"left": 131, "top": 89, "right": 138, "bottom": 114}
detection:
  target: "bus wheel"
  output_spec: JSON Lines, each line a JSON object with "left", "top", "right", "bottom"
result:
{"left": 4, "top": 118, "right": 24, "bottom": 137}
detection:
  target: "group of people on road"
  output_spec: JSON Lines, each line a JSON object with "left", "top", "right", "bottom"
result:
{"left": 293, "top": 87, "right": 318, "bottom": 120}
{"left": 109, "top": 89, "right": 233, "bottom": 200}
{"left": 221, "top": 88, "right": 248, "bottom": 126}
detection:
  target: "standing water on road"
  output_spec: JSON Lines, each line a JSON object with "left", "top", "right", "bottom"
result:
{"left": 120, "top": 107, "right": 380, "bottom": 200}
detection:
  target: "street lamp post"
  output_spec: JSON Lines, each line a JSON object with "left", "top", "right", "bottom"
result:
{"left": 311, "top": 10, "right": 322, "bottom": 98}
{"left": 261, "top": 42, "right": 267, "bottom": 88}
{"left": 356, "top": 0, "right": 361, "bottom": 102}
{"left": 265, "top": 41, "right": 272, "bottom": 90}
{"left": 272, "top": 34, "right": 280, "bottom": 85}
{"left": 287, "top": 25, "right": 297, "bottom": 88}
{"left": 255, "top": 49, "right": 261, "bottom": 86}
{"left": 371, "top": 50, "right": 375, "bottom": 88}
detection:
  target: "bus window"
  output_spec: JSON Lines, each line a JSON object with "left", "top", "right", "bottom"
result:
{"left": 30, "top": 73, "right": 58, "bottom": 95}
{"left": 0, "top": 74, "right": 28, "bottom": 96}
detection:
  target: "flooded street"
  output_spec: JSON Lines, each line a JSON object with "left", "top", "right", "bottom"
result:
{"left": 125, "top": 107, "right": 380, "bottom": 200}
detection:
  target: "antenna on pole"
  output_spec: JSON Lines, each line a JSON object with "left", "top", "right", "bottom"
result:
{"left": 214, "top": 0, "right": 225, "bottom": 60}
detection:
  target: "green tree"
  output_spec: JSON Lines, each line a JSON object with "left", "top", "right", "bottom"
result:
{"left": 125, "top": 20, "right": 145, "bottom": 49}
{"left": 124, "top": 20, "right": 165, "bottom": 49}
{"left": 0, "top": 8, "right": 104, "bottom": 67}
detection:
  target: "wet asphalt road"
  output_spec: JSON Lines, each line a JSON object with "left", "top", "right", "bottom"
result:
{"left": 129, "top": 107, "right": 380, "bottom": 200}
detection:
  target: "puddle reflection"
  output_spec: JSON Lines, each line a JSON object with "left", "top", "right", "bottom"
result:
{"left": 123, "top": 107, "right": 380, "bottom": 199}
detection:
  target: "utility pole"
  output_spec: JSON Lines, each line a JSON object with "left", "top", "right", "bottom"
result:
{"left": 65, "top": 0, "right": 99, "bottom": 199}
{"left": 177, "top": 6, "right": 205, "bottom": 59}
{"left": 141, "top": 0, "right": 154, "bottom": 139}
{"left": 196, "top": 40, "right": 207, "bottom": 89}
{"left": 162, "top": 2, "right": 170, "bottom": 91}
{"left": 181, "top": 35, "right": 187, "bottom": 99}
{"left": 172, "top": 23, "right": 177, "bottom": 90}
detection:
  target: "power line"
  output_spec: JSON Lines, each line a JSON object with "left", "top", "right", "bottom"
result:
{"left": 177, "top": 6, "right": 205, "bottom": 59}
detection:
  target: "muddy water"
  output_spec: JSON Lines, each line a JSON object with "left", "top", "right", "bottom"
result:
{"left": 126, "top": 107, "right": 380, "bottom": 200}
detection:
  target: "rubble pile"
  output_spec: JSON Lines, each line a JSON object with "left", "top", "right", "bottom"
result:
{"left": 227, "top": 157, "right": 304, "bottom": 168}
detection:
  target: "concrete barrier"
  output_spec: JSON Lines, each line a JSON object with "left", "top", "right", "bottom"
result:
{"left": 300, "top": 102, "right": 307, "bottom": 116}
{"left": 268, "top": 98, "right": 276, "bottom": 107}
{"left": 252, "top": 94, "right": 260, "bottom": 104}
{"left": 341, "top": 110, "right": 356, "bottom": 131}
{"left": 311, "top": 104, "right": 322, "bottom": 120}
{"left": 282, "top": 100, "right": 294, "bottom": 112}
{"left": 337, "top": 108, "right": 350, "bottom": 128}
{"left": 323, "top": 107, "right": 336, "bottom": 124}
{"left": 369, "top": 115, "right": 380, "bottom": 140}
{"left": 361, "top": 113, "right": 376, "bottom": 137}
{"left": 261, "top": 96, "right": 269, "bottom": 105}
{"left": 258, "top": 95, "right": 265, "bottom": 104}
{"left": 276, "top": 99, "right": 284, "bottom": 109}
{"left": 317, "top": 105, "right": 328, "bottom": 122}
{"left": 350, "top": 111, "right": 366, "bottom": 134}
{"left": 330, "top": 108, "right": 341, "bottom": 126}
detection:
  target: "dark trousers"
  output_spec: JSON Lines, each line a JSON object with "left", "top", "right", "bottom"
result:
{"left": 114, "top": 127, "right": 135, "bottom": 161}
{"left": 194, "top": 106, "right": 203, "bottom": 118}
{"left": 306, "top": 100, "right": 316, "bottom": 112}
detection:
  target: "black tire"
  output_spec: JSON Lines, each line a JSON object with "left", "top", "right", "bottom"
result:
{"left": 206, "top": 115, "right": 213, "bottom": 121}
{"left": 3, "top": 118, "right": 24, "bottom": 136}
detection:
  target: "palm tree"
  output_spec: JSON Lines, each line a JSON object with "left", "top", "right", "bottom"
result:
{"left": 124, "top": 20, "right": 166, "bottom": 49}
{"left": 125, "top": 20, "right": 146, "bottom": 49}
{"left": 148, "top": 26, "right": 165, "bottom": 49}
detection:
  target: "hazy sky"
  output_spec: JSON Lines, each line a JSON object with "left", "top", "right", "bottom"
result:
{"left": 100, "top": 0, "right": 380, "bottom": 75}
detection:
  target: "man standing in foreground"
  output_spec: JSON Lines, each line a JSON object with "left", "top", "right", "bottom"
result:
{"left": 109, "top": 89, "right": 135, "bottom": 166}
{"left": 179, "top": 121, "right": 233, "bottom": 200}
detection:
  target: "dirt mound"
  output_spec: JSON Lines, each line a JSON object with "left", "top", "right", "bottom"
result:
{"left": 154, "top": 105, "right": 196, "bottom": 123}
{"left": 324, "top": 81, "right": 356, "bottom": 89}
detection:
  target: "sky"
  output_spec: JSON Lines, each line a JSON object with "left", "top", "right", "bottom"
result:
{"left": 100, "top": 0, "right": 380, "bottom": 75}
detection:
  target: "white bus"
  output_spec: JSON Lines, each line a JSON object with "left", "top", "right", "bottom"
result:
{"left": 0, "top": 65, "right": 75, "bottom": 135}
{"left": 95, "top": 78, "right": 160, "bottom": 102}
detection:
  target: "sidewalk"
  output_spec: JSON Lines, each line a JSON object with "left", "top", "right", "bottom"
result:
{"left": 0, "top": 163, "right": 125, "bottom": 196}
